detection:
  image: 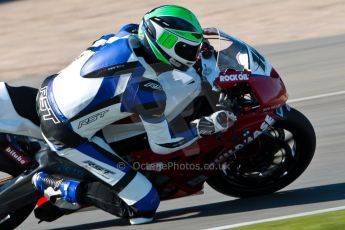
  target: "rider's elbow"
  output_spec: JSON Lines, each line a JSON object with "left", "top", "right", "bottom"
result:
{"left": 149, "top": 143, "right": 176, "bottom": 155}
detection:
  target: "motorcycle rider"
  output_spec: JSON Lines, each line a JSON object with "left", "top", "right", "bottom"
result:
{"left": 33, "top": 5, "right": 236, "bottom": 224}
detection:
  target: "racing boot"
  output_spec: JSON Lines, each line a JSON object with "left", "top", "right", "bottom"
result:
{"left": 79, "top": 181, "right": 158, "bottom": 225}
{"left": 130, "top": 217, "right": 154, "bottom": 225}
{"left": 32, "top": 172, "right": 81, "bottom": 209}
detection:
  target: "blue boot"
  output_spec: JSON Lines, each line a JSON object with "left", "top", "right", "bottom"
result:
{"left": 32, "top": 172, "right": 80, "bottom": 204}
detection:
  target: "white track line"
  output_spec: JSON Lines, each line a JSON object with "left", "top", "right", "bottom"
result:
{"left": 288, "top": 90, "right": 345, "bottom": 103}
{"left": 204, "top": 206, "right": 345, "bottom": 230}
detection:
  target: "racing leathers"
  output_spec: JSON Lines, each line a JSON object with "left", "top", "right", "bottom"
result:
{"left": 35, "top": 24, "right": 234, "bottom": 224}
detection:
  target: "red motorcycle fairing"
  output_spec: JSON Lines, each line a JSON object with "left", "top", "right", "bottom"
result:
{"left": 215, "top": 68, "right": 288, "bottom": 113}
{"left": 124, "top": 66, "right": 289, "bottom": 200}
{"left": 250, "top": 68, "right": 288, "bottom": 112}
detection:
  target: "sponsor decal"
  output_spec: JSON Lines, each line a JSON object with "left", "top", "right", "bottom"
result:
{"left": 213, "top": 143, "right": 245, "bottom": 166}
{"left": 220, "top": 72, "right": 249, "bottom": 82}
{"left": 83, "top": 160, "right": 116, "bottom": 179}
{"left": 264, "top": 104, "right": 290, "bottom": 115}
{"left": 212, "top": 115, "right": 275, "bottom": 165}
{"left": 285, "top": 103, "right": 291, "bottom": 111}
{"left": 78, "top": 109, "right": 109, "bottom": 129}
{"left": 107, "top": 64, "right": 126, "bottom": 72}
{"left": 263, "top": 103, "right": 283, "bottom": 112}
{"left": 252, "top": 114, "right": 275, "bottom": 140}
{"left": 39, "top": 86, "right": 60, "bottom": 124}
{"left": 242, "top": 128, "right": 251, "bottom": 140}
{"left": 4, "top": 145, "right": 29, "bottom": 166}
{"left": 97, "top": 64, "right": 126, "bottom": 76}
{"left": 276, "top": 106, "right": 284, "bottom": 118}
{"left": 144, "top": 82, "right": 162, "bottom": 90}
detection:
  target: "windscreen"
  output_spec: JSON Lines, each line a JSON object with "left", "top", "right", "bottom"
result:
{"left": 203, "top": 28, "right": 250, "bottom": 72}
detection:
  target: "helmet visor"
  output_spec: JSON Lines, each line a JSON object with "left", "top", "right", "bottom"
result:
{"left": 174, "top": 41, "right": 202, "bottom": 62}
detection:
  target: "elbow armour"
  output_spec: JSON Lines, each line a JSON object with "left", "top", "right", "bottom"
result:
{"left": 133, "top": 79, "right": 166, "bottom": 118}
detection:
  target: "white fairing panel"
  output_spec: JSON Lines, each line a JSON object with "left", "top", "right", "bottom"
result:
{"left": 0, "top": 82, "right": 42, "bottom": 139}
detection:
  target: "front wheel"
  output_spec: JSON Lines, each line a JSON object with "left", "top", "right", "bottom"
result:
{"left": 207, "top": 107, "right": 316, "bottom": 198}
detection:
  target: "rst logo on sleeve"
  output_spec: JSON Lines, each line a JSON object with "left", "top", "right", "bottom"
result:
{"left": 144, "top": 82, "right": 162, "bottom": 90}
{"left": 78, "top": 109, "right": 109, "bottom": 129}
{"left": 39, "top": 86, "right": 60, "bottom": 124}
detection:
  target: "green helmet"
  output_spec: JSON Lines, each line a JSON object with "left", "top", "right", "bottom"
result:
{"left": 138, "top": 5, "right": 203, "bottom": 70}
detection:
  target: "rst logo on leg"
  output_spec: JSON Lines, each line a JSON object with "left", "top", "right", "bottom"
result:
{"left": 83, "top": 160, "right": 116, "bottom": 179}
{"left": 78, "top": 109, "right": 109, "bottom": 129}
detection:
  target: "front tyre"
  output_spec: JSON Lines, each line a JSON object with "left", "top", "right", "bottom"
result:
{"left": 207, "top": 107, "right": 316, "bottom": 198}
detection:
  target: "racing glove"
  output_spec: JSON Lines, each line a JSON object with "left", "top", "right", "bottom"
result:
{"left": 191, "top": 110, "right": 237, "bottom": 137}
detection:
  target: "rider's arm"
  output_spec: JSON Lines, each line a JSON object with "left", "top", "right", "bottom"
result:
{"left": 190, "top": 45, "right": 237, "bottom": 136}
{"left": 139, "top": 105, "right": 235, "bottom": 155}
{"left": 121, "top": 78, "right": 235, "bottom": 155}
{"left": 140, "top": 117, "right": 199, "bottom": 155}
{"left": 121, "top": 78, "right": 199, "bottom": 154}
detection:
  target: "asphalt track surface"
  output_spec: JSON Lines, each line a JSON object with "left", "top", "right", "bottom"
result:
{"left": 10, "top": 34, "right": 345, "bottom": 229}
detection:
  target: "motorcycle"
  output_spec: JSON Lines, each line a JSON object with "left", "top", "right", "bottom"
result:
{"left": 0, "top": 28, "right": 316, "bottom": 229}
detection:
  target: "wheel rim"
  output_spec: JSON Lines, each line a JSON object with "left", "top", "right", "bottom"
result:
{"left": 221, "top": 127, "right": 298, "bottom": 188}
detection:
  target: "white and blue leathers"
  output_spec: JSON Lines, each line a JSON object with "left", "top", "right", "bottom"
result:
{"left": 36, "top": 24, "right": 220, "bottom": 218}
